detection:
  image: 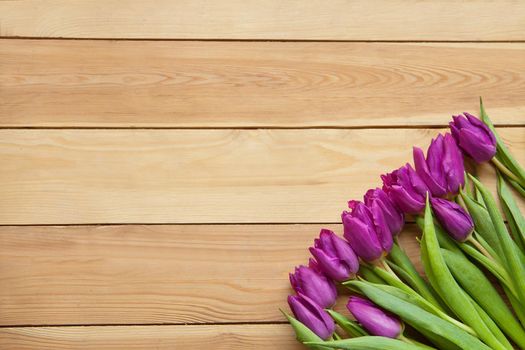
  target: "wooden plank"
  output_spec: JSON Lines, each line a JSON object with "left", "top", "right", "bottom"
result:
{"left": 0, "top": 128, "right": 522, "bottom": 225}
{"left": 1, "top": 1, "right": 524, "bottom": 40}
{"left": 1, "top": 40, "right": 525, "bottom": 128}
{"left": 0, "top": 324, "right": 303, "bottom": 349}
{"left": 0, "top": 224, "right": 422, "bottom": 325}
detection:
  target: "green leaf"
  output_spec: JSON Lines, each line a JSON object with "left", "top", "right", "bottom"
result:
{"left": 505, "top": 286, "right": 525, "bottom": 326}
{"left": 359, "top": 264, "right": 386, "bottom": 284}
{"left": 414, "top": 326, "right": 462, "bottom": 350}
{"left": 281, "top": 310, "right": 331, "bottom": 350}
{"left": 460, "top": 189, "right": 504, "bottom": 261}
{"left": 443, "top": 249, "right": 525, "bottom": 348}
{"left": 498, "top": 174, "right": 525, "bottom": 252}
{"left": 469, "top": 294, "right": 513, "bottom": 350}
{"left": 480, "top": 98, "right": 525, "bottom": 185}
{"left": 306, "top": 336, "right": 430, "bottom": 350}
{"left": 369, "top": 265, "right": 415, "bottom": 296}
{"left": 387, "top": 244, "right": 443, "bottom": 309}
{"left": 364, "top": 283, "right": 475, "bottom": 336}
{"left": 458, "top": 242, "right": 517, "bottom": 296}
{"left": 346, "top": 280, "right": 492, "bottom": 350}
{"left": 469, "top": 175, "right": 525, "bottom": 306}
{"left": 420, "top": 196, "right": 508, "bottom": 350}
{"left": 326, "top": 310, "right": 368, "bottom": 338}
{"left": 509, "top": 178, "right": 525, "bottom": 197}
{"left": 416, "top": 216, "right": 461, "bottom": 254}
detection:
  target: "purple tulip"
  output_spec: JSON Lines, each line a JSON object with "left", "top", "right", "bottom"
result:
{"left": 381, "top": 163, "right": 430, "bottom": 214}
{"left": 413, "top": 133, "right": 465, "bottom": 197}
{"left": 449, "top": 112, "right": 497, "bottom": 163}
{"left": 342, "top": 201, "right": 392, "bottom": 262}
{"left": 288, "top": 293, "right": 336, "bottom": 340}
{"left": 309, "top": 229, "right": 359, "bottom": 282}
{"left": 431, "top": 197, "right": 474, "bottom": 242}
{"left": 347, "top": 296, "right": 403, "bottom": 338}
{"left": 289, "top": 263, "right": 337, "bottom": 309}
{"left": 364, "top": 188, "right": 404, "bottom": 236}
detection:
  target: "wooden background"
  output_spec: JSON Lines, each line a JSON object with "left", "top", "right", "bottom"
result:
{"left": 1, "top": 1, "right": 524, "bottom": 348}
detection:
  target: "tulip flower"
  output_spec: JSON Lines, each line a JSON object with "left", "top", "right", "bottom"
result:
{"left": 364, "top": 188, "right": 404, "bottom": 236}
{"left": 289, "top": 263, "right": 337, "bottom": 309}
{"left": 288, "top": 293, "right": 336, "bottom": 340}
{"left": 449, "top": 112, "right": 497, "bottom": 163}
{"left": 381, "top": 163, "right": 430, "bottom": 214}
{"left": 309, "top": 229, "right": 359, "bottom": 281}
{"left": 431, "top": 197, "right": 474, "bottom": 241}
{"left": 413, "top": 133, "right": 465, "bottom": 197}
{"left": 347, "top": 296, "right": 403, "bottom": 338}
{"left": 342, "top": 201, "right": 392, "bottom": 262}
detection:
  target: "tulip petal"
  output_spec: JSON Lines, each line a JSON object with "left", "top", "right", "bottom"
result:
{"left": 388, "top": 185, "right": 425, "bottom": 214}
{"left": 413, "top": 146, "right": 446, "bottom": 197}
{"left": 342, "top": 211, "right": 383, "bottom": 262}
{"left": 347, "top": 296, "right": 402, "bottom": 338}
{"left": 309, "top": 247, "right": 351, "bottom": 282}
{"left": 369, "top": 201, "right": 393, "bottom": 252}
{"left": 290, "top": 265, "right": 337, "bottom": 308}
{"left": 288, "top": 294, "right": 335, "bottom": 340}
{"left": 458, "top": 128, "right": 496, "bottom": 163}
{"left": 430, "top": 198, "right": 473, "bottom": 242}
{"left": 442, "top": 133, "right": 465, "bottom": 193}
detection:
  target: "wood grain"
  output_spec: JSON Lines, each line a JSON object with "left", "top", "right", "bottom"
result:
{"left": 2, "top": 40, "right": 525, "bottom": 128}
{"left": 0, "top": 324, "right": 303, "bottom": 349}
{"left": 0, "top": 128, "right": 522, "bottom": 225}
{"left": 1, "top": 0, "right": 524, "bottom": 40}
{"left": 0, "top": 224, "right": 422, "bottom": 326}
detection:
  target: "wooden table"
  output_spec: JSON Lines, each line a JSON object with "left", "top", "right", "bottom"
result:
{"left": 0, "top": 1, "right": 524, "bottom": 348}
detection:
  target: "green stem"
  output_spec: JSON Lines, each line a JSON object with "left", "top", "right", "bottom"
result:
{"left": 466, "top": 235, "right": 495, "bottom": 261}
{"left": 380, "top": 259, "right": 403, "bottom": 283}
{"left": 492, "top": 157, "right": 523, "bottom": 186}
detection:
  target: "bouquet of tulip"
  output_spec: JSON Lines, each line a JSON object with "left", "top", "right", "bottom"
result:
{"left": 283, "top": 100, "right": 525, "bottom": 350}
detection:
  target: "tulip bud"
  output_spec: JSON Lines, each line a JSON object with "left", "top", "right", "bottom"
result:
{"left": 431, "top": 197, "right": 474, "bottom": 242}
{"left": 288, "top": 293, "right": 336, "bottom": 340}
{"left": 309, "top": 229, "right": 359, "bottom": 282}
{"left": 364, "top": 188, "right": 404, "bottom": 236}
{"left": 381, "top": 163, "right": 429, "bottom": 214}
{"left": 449, "top": 112, "right": 497, "bottom": 163}
{"left": 413, "top": 133, "right": 465, "bottom": 197}
{"left": 347, "top": 296, "right": 403, "bottom": 338}
{"left": 289, "top": 263, "right": 337, "bottom": 309}
{"left": 342, "top": 201, "right": 392, "bottom": 262}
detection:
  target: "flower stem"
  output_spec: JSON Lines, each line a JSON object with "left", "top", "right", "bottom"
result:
{"left": 492, "top": 157, "right": 522, "bottom": 185}
{"left": 467, "top": 235, "right": 494, "bottom": 261}
{"left": 381, "top": 259, "right": 403, "bottom": 283}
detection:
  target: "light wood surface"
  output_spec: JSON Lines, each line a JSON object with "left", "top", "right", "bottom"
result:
{"left": 2, "top": 2, "right": 525, "bottom": 349}
{"left": 0, "top": 128, "right": 522, "bottom": 225}
{"left": 0, "top": 324, "right": 303, "bottom": 349}
{"left": 0, "top": 224, "right": 421, "bottom": 326}
{"left": 1, "top": 0, "right": 524, "bottom": 40}
{"left": 2, "top": 40, "right": 525, "bottom": 128}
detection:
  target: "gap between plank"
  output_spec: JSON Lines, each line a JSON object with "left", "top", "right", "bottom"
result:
{"left": 0, "top": 125, "right": 522, "bottom": 130}
{"left": 0, "top": 321, "right": 289, "bottom": 328}
{"left": 0, "top": 221, "right": 419, "bottom": 227}
{"left": 1, "top": 37, "right": 525, "bottom": 43}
